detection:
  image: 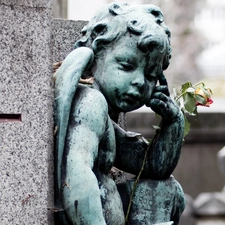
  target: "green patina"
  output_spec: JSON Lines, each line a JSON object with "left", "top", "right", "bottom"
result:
{"left": 54, "top": 2, "right": 185, "bottom": 225}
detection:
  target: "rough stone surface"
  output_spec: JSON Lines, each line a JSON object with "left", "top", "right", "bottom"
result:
{"left": 52, "top": 19, "right": 88, "bottom": 63}
{"left": 0, "top": 1, "right": 54, "bottom": 224}
{"left": 0, "top": 0, "right": 51, "bottom": 8}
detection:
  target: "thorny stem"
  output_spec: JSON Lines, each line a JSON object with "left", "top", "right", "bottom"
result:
{"left": 125, "top": 144, "right": 150, "bottom": 224}
{"left": 174, "top": 92, "right": 186, "bottom": 102}
{"left": 125, "top": 123, "right": 161, "bottom": 224}
{"left": 193, "top": 82, "right": 205, "bottom": 87}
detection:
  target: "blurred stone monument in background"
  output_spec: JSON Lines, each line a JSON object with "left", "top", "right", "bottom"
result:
{"left": 189, "top": 146, "right": 225, "bottom": 225}
{"left": 53, "top": 0, "right": 67, "bottom": 18}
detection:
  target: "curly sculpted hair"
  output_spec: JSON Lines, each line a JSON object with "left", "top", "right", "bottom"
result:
{"left": 75, "top": 2, "right": 172, "bottom": 75}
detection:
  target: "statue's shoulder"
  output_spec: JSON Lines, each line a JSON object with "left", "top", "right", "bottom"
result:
{"left": 76, "top": 83, "right": 106, "bottom": 100}
{"left": 75, "top": 83, "right": 108, "bottom": 115}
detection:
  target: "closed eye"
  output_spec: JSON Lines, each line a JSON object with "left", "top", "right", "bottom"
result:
{"left": 118, "top": 62, "right": 135, "bottom": 71}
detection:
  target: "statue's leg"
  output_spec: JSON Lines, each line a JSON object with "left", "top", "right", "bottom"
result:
{"left": 117, "top": 176, "right": 185, "bottom": 225}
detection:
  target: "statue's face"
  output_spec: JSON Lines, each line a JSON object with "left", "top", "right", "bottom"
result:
{"left": 93, "top": 34, "right": 159, "bottom": 113}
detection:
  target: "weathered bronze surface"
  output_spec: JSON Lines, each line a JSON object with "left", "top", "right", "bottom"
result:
{"left": 54, "top": 2, "right": 185, "bottom": 225}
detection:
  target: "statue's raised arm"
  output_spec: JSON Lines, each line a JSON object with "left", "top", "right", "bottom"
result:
{"left": 114, "top": 73, "right": 185, "bottom": 179}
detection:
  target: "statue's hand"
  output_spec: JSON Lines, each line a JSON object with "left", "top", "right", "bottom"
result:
{"left": 146, "top": 74, "right": 180, "bottom": 122}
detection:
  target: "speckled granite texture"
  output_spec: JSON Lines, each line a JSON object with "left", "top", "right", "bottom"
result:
{"left": 51, "top": 19, "right": 88, "bottom": 63}
{"left": 0, "top": 1, "right": 54, "bottom": 224}
{"left": 0, "top": 1, "right": 89, "bottom": 223}
{"left": 0, "top": 0, "right": 51, "bottom": 7}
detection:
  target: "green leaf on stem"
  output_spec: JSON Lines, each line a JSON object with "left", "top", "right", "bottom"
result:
{"left": 186, "top": 87, "right": 195, "bottom": 93}
{"left": 181, "top": 81, "right": 192, "bottom": 93}
{"left": 183, "top": 114, "right": 190, "bottom": 137}
{"left": 183, "top": 92, "right": 197, "bottom": 115}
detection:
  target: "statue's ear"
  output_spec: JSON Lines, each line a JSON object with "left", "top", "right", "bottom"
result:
{"left": 162, "top": 54, "right": 171, "bottom": 70}
{"left": 91, "top": 23, "right": 107, "bottom": 39}
{"left": 109, "top": 2, "right": 128, "bottom": 15}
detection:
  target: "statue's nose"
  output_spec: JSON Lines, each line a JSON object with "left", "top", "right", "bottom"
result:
{"left": 130, "top": 72, "right": 145, "bottom": 92}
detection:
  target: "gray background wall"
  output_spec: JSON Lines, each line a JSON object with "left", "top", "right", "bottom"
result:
{"left": 52, "top": 19, "right": 87, "bottom": 63}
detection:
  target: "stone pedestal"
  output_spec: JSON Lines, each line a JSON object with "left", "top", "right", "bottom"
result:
{"left": 0, "top": 2, "right": 92, "bottom": 221}
{"left": 51, "top": 19, "right": 87, "bottom": 63}
{"left": 0, "top": 1, "right": 54, "bottom": 224}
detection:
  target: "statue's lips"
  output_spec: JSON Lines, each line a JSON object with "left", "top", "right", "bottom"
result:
{"left": 123, "top": 94, "right": 140, "bottom": 104}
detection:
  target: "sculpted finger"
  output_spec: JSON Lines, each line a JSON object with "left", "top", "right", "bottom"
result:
{"left": 147, "top": 98, "right": 167, "bottom": 113}
{"left": 158, "top": 73, "right": 170, "bottom": 96}
{"left": 151, "top": 92, "right": 168, "bottom": 101}
{"left": 154, "top": 85, "right": 170, "bottom": 96}
{"left": 158, "top": 73, "right": 167, "bottom": 86}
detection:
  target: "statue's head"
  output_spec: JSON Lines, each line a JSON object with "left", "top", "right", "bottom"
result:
{"left": 75, "top": 2, "right": 172, "bottom": 112}
{"left": 75, "top": 2, "right": 171, "bottom": 72}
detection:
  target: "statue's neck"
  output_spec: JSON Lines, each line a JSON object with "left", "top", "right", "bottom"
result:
{"left": 108, "top": 110, "right": 119, "bottom": 123}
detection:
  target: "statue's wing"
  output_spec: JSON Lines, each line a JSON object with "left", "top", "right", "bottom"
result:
{"left": 54, "top": 47, "right": 94, "bottom": 197}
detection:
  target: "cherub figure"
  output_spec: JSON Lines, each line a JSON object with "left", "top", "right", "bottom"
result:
{"left": 54, "top": 3, "right": 185, "bottom": 225}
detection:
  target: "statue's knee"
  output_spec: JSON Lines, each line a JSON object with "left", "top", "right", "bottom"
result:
{"left": 117, "top": 176, "right": 185, "bottom": 224}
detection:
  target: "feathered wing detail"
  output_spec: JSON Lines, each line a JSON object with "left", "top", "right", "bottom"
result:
{"left": 54, "top": 47, "right": 94, "bottom": 204}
